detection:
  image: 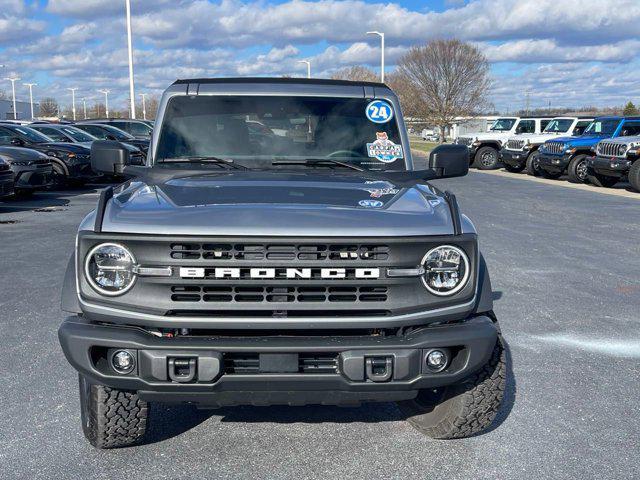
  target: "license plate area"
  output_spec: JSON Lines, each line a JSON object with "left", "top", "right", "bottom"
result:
{"left": 259, "top": 353, "right": 299, "bottom": 373}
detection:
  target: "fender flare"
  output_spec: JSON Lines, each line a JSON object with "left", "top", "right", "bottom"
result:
{"left": 473, "top": 253, "right": 494, "bottom": 315}
{"left": 61, "top": 253, "right": 81, "bottom": 314}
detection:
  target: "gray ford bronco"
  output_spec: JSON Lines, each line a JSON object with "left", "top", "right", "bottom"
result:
{"left": 59, "top": 78, "right": 506, "bottom": 448}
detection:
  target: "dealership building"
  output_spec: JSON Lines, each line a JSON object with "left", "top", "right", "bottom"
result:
{"left": 0, "top": 99, "right": 39, "bottom": 120}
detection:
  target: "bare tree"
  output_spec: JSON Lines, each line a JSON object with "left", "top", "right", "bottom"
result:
{"left": 39, "top": 97, "right": 59, "bottom": 117}
{"left": 331, "top": 66, "right": 378, "bottom": 82}
{"left": 395, "top": 39, "right": 491, "bottom": 142}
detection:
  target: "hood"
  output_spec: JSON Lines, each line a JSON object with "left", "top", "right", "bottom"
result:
{"left": 99, "top": 170, "right": 456, "bottom": 237}
{"left": 39, "top": 142, "right": 91, "bottom": 153}
{"left": 596, "top": 135, "right": 640, "bottom": 146}
{"left": 461, "top": 131, "right": 512, "bottom": 141}
{"left": 0, "top": 146, "right": 48, "bottom": 162}
{"left": 507, "top": 132, "right": 571, "bottom": 145}
{"left": 550, "top": 134, "right": 609, "bottom": 147}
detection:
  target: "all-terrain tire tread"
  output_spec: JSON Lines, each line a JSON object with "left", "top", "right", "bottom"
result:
{"left": 628, "top": 160, "right": 640, "bottom": 192}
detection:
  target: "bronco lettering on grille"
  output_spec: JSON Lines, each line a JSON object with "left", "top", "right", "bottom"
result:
{"left": 179, "top": 267, "right": 381, "bottom": 279}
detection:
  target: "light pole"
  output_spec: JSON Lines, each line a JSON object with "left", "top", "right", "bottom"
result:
{"left": 98, "top": 89, "right": 110, "bottom": 117}
{"left": 82, "top": 98, "right": 87, "bottom": 119}
{"left": 67, "top": 87, "right": 78, "bottom": 121}
{"left": 23, "top": 82, "right": 37, "bottom": 119}
{"left": 139, "top": 93, "right": 147, "bottom": 120}
{"left": 297, "top": 60, "right": 311, "bottom": 79}
{"left": 125, "top": 0, "right": 136, "bottom": 119}
{"left": 366, "top": 31, "right": 385, "bottom": 82}
{"left": 4, "top": 77, "right": 20, "bottom": 119}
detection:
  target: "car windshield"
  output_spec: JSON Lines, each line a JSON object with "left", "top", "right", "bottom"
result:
{"left": 543, "top": 119, "right": 573, "bottom": 133}
{"left": 14, "top": 126, "right": 53, "bottom": 143}
{"left": 156, "top": 95, "right": 406, "bottom": 171}
{"left": 584, "top": 119, "right": 620, "bottom": 136}
{"left": 61, "top": 126, "right": 96, "bottom": 142}
{"left": 489, "top": 118, "right": 516, "bottom": 131}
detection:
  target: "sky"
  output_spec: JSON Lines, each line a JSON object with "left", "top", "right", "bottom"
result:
{"left": 1, "top": 0, "right": 640, "bottom": 113}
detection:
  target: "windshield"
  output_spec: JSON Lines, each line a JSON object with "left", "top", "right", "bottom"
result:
{"left": 100, "top": 124, "right": 135, "bottom": 140}
{"left": 156, "top": 95, "right": 406, "bottom": 171}
{"left": 584, "top": 119, "right": 620, "bottom": 136}
{"left": 14, "top": 126, "right": 53, "bottom": 144}
{"left": 543, "top": 119, "right": 573, "bottom": 133}
{"left": 490, "top": 118, "right": 517, "bottom": 131}
{"left": 61, "top": 126, "right": 96, "bottom": 142}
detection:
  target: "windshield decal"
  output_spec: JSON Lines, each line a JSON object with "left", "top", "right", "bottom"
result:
{"left": 367, "top": 132, "right": 404, "bottom": 163}
{"left": 366, "top": 100, "right": 394, "bottom": 124}
{"left": 358, "top": 199, "right": 384, "bottom": 208}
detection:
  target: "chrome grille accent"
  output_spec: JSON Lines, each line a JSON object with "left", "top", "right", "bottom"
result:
{"left": 506, "top": 139, "right": 525, "bottom": 150}
{"left": 597, "top": 141, "right": 625, "bottom": 158}
{"left": 544, "top": 142, "right": 565, "bottom": 155}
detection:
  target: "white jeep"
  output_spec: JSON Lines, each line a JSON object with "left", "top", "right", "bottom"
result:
{"left": 501, "top": 117, "right": 593, "bottom": 175}
{"left": 456, "top": 117, "right": 553, "bottom": 170}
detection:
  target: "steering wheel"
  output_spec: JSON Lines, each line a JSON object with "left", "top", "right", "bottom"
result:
{"left": 327, "top": 150, "right": 361, "bottom": 158}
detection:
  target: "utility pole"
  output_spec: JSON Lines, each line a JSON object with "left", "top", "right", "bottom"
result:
{"left": 4, "top": 77, "right": 20, "bottom": 119}
{"left": 125, "top": 0, "right": 136, "bottom": 118}
{"left": 366, "top": 31, "right": 385, "bottom": 82}
{"left": 297, "top": 60, "right": 311, "bottom": 79}
{"left": 23, "top": 82, "right": 37, "bottom": 119}
{"left": 68, "top": 87, "right": 78, "bottom": 121}
{"left": 98, "top": 89, "right": 110, "bottom": 117}
{"left": 82, "top": 98, "right": 87, "bottom": 119}
{"left": 139, "top": 93, "right": 147, "bottom": 120}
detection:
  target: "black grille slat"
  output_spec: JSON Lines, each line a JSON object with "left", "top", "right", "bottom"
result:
{"left": 224, "top": 353, "right": 338, "bottom": 374}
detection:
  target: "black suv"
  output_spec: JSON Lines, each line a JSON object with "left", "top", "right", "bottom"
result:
{"left": 74, "top": 123, "right": 150, "bottom": 154}
{"left": 0, "top": 123, "right": 94, "bottom": 186}
{"left": 0, "top": 157, "right": 14, "bottom": 198}
{"left": 0, "top": 146, "right": 53, "bottom": 196}
{"left": 79, "top": 118, "right": 152, "bottom": 139}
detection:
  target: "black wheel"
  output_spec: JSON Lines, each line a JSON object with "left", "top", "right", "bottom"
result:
{"left": 473, "top": 146, "right": 500, "bottom": 170}
{"left": 503, "top": 163, "right": 524, "bottom": 173}
{"left": 628, "top": 160, "right": 640, "bottom": 192}
{"left": 587, "top": 172, "right": 618, "bottom": 188}
{"left": 540, "top": 169, "right": 562, "bottom": 179}
{"left": 397, "top": 336, "right": 506, "bottom": 439}
{"left": 79, "top": 374, "right": 148, "bottom": 449}
{"left": 567, "top": 154, "right": 589, "bottom": 183}
{"left": 525, "top": 151, "right": 543, "bottom": 176}
{"left": 50, "top": 163, "right": 68, "bottom": 189}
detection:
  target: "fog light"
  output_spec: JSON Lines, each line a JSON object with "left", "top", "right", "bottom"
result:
{"left": 111, "top": 350, "right": 135, "bottom": 374}
{"left": 426, "top": 350, "right": 448, "bottom": 372}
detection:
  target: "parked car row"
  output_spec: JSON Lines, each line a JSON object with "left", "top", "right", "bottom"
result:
{"left": 455, "top": 115, "right": 640, "bottom": 192}
{"left": 0, "top": 118, "right": 151, "bottom": 201}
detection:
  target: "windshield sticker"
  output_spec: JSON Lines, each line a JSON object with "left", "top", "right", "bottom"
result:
{"left": 358, "top": 199, "right": 384, "bottom": 208}
{"left": 366, "top": 187, "right": 399, "bottom": 198}
{"left": 366, "top": 100, "right": 394, "bottom": 124}
{"left": 367, "top": 132, "right": 404, "bottom": 163}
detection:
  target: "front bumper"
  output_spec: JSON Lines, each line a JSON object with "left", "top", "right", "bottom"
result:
{"left": 58, "top": 315, "right": 499, "bottom": 406}
{"left": 500, "top": 149, "right": 529, "bottom": 167}
{"left": 67, "top": 160, "right": 97, "bottom": 180}
{"left": 13, "top": 165, "right": 53, "bottom": 190}
{"left": 538, "top": 153, "right": 571, "bottom": 173}
{"left": 587, "top": 156, "right": 632, "bottom": 178}
{"left": 0, "top": 172, "right": 14, "bottom": 197}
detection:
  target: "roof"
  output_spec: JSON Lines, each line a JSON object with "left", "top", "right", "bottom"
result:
{"left": 172, "top": 77, "right": 388, "bottom": 88}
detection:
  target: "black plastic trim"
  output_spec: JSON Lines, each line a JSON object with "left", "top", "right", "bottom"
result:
{"left": 93, "top": 186, "right": 113, "bottom": 233}
{"left": 444, "top": 191, "right": 462, "bottom": 235}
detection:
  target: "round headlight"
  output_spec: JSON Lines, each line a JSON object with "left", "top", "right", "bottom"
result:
{"left": 617, "top": 144, "right": 628, "bottom": 156}
{"left": 421, "top": 245, "right": 470, "bottom": 296}
{"left": 84, "top": 243, "right": 137, "bottom": 296}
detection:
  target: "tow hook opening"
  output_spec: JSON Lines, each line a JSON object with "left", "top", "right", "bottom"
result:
{"left": 168, "top": 357, "right": 197, "bottom": 383}
{"left": 365, "top": 356, "right": 393, "bottom": 382}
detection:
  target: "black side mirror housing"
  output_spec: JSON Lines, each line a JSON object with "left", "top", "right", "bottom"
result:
{"left": 428, "top": 144, "right": 469, "bottom": 179}
{"left": 91, "top": 140, "right": 130, "bottom": 175}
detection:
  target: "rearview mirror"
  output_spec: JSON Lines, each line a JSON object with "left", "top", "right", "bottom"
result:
{"left": 91, "top": 140, "right": 130, "bottom": 175}
{"left": 428, "top": 144, "right": 469, "bottom": 179}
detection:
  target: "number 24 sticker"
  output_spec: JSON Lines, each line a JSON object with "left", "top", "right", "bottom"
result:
{"left": 366, "top": 100, "right": 394, "bottom": 124}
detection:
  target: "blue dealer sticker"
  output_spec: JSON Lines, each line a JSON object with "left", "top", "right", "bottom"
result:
{"left": 358, "top": 199, "right": 384, "bottom": 208}
{"left": 365, "top": 100, "right": 394, "bottom": 124}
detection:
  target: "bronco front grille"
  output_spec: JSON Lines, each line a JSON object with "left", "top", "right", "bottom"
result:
{"left": 544, "top": 142, "right": 565, "bottom": 155}
{"left": 596, "top": 141, "right": 625, "bottom": 158}
{"left": 506, "top": 139, "right": 525, "bottom": 150}
{"left": 171, "top": 285, "right": 388, "bottom": 303}
{"left": 170, "top": 243, "right": 390, "bottom": 261}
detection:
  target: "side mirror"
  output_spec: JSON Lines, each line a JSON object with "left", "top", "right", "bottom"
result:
{"left": 91, "top": 140, "right": 130, "bottom": 175}
{"left": 428, "top": 144, "right": 469, "bottom": 179}
{"left": 10, "top": 137, "right": 24, "bottom": 146}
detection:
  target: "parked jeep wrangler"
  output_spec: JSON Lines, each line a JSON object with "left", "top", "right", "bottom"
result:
{"left": 59, "top": 78, "right": 506, "bottom": 448}
{"left": 537, "top": 116, "right": 640, "bottom": 183}
{"left": 456, "top": 116, "right": 552, "bottom": 170}
{"left": 587, "top": 132, "right": 640, "bottom": 190}
{"left": 501, "top": 117, "right": 592, "bottom": 176}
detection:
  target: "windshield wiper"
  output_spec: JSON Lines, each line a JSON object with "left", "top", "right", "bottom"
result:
{"left": 160, "top": 156, "right": 248, "bottom": 169}
{"left": 271, "top": 158, "right": 364, "bottom": 171}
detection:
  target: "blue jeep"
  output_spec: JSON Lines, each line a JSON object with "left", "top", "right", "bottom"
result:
{"left": 537, "top": 117, "right": 631, "bottom": 183}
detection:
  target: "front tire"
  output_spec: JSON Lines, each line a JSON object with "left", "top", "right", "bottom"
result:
{"left": 567, "top": 154, "right": 589, "bottom": 183}
{"left": 50, "top": 162, "right": 68, "bottom": 189}
{"left": 79, "top": 374, "right": 148, "bottom": 449}
{"left": 397, "top": 336, "right": 506, "bottom": 439}
{"left": 474, "top": 146, "right": 500, "bottom": 170}
{"left": 525, "top": 151, "right": 543, "bottom": 176}
{"left": 628, "top": 160, "right": 640, "bottom": 192}
{"left": 503, "top": 163, "right": 524, "bottom": 173}
{"left": 587, "top": 172, "right": 619, "bottom": 188}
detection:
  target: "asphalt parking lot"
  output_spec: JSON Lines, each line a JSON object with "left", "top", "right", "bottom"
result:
{"left": 0, "top": 172, "right": 639, "bottom": 480}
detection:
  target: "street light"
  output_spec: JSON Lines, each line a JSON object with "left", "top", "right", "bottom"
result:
{"left": 139, "top": 93, "right": 147, "bottom": 120}
{"left": 297, "top": 60, "right": 311, "bottom": 79}
{"left": 125, "top": 0, "right": 136, "bottom": 119}
{"left": 4, "top": 77, "right": 20, "bottom": 120}
{"left": 67, "top": 87, "right": 78, "bottom": 121}
{"left": 82, "top": 98, "right": 87, "bottom": 119}
{"left": 23, "top": 83, "right": 37, "bottom": 119}
{"left": 366, "top": 31, "right": 385, "bottom": 83}
{"left": 98, "top": 89, "right": 110, "bottom": 117}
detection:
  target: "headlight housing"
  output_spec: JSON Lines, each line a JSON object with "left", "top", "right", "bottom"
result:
{"left": 421, "top": 245, "right": 470, "bottom": 296}
{"left": 84, "top": 243, "right": 137, "bottom": 296}
{"left": 617, "top": 144, "right": 628, "bottom": 156}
